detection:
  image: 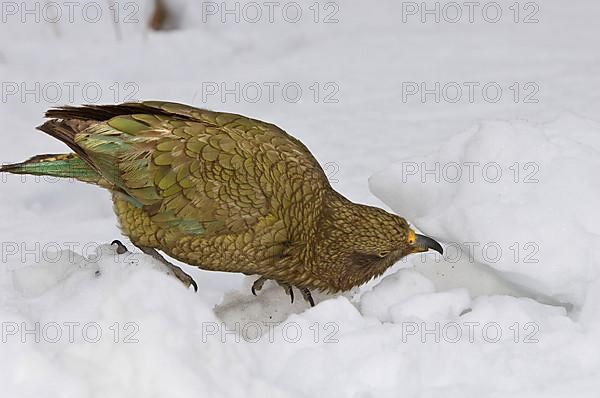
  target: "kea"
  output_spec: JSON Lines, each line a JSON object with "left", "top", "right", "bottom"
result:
{"left": 1, "top": 101, "right": 443, "bottom": 306}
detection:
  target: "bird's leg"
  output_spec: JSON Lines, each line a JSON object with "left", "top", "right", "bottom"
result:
{"left": 251, "top": 277, "right": 294, "bottom": 303}
{"left": 299, "top": 288, "right": 315, "bottom": 307}
{"left": 135, "top": 245, "right": 198, "bottom": 292}
{"left": 251, "top": 277, "right": 316, "bottom": 306}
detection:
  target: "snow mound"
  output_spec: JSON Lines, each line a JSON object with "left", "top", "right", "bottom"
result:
{"left": 390, "top": 288, "right": 471, "bottom": 323}
{"left": 360, "top": 269, "right": 435, "bottom": 322}
{"left": 370, "top": 115, "right": 600, "bottom": 308}
{"left": 0, "top": 244, "right": 598, "bottom": 396}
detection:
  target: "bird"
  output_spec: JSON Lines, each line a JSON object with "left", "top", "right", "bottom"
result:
{"left": 1, "top": 101, "right": 443, "bottom": 306}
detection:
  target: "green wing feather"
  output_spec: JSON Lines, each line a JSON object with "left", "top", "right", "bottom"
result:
{"left": 33, "top": 101, "right": 326, "bottom": 241}
{"left": 71, "top": 105, "right": 274, "bottom": 237}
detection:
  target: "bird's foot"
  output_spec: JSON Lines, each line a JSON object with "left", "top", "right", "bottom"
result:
{"left": 111, "top": 239, "right": 129, "bottom": 255}
{"left": 113, "top": 242, "right": 198, "bottom": 292}
{"left": 137, "top": 246, "right": 198, "bottom": 292}
{"left": 276, "top": 281, "right": 295, "bottom": 304}
{"left": 299, "top": 288, "right": 315, "bottom": 307}
{"left": 164, "top": 262, "right": 199, "bottom": 292}
{"left": 251, "top": 277, "right": 314, "bottom": 307}
{"left": 251, "top": 276, "right": 267, "bottom": 296}
{"left": 102, "top": 240, "right": 129, "bottom": 276}
{"left": 251, "top": 277, "right": 294, "bottom": 303}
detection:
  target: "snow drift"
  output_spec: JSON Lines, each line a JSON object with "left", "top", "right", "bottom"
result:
{"left": 370, "top": 115, "right": 600, "bottom": 309}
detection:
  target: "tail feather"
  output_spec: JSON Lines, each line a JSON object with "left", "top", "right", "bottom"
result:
{"left": 4, "top": 103, "right": 172, "bottom": 189}
{"left": 44, "top": 103, "right": 172, "bottom": 121}
{"left": 3, "top": 104, "right": 160, "bottom": 189}
{"left": 1, "top": 153, "right": 107, "bottom": 186}
{"left": 36, "top": 119, "right": 94, "bottom": 163}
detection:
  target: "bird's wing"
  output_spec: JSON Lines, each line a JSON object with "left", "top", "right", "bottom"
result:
{"left": 48, "top": 102, "right": 325, "bottom": 240}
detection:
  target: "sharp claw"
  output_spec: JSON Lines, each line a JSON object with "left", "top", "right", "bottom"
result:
{"left": 252, "top": 277, "right": 266, "bottom": 296}
{"left": 300, "top": 288, "right": 315, "bottom": 307}
{"left": 176, "top": 271, "right": 197, "bottom": 292}
{"left": 276, "top": 281, "right": 295, "bottom": 304}
{"left": 251, "top": 278, "right": 313, "bottom": 306}
{"left": 111, "top": 240, "right": 128, "bottom": 255}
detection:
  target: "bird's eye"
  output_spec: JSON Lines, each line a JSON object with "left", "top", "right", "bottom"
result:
{"left": 377, "top": 251, "right": 389, "bottom": 258}
{"left": 407, "top": 230, "right": 416, "bottom": 245}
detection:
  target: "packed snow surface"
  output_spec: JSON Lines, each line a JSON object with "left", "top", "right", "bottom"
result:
{"left": 370, "top": 115, "right": 600, "bottom": 308}
{"left": 1, "top": 0, "right": 600, "bottom": 397}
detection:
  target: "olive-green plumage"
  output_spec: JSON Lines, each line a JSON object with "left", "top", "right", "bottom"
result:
{"left": 2, "top": 101, "right": 442, "bottom": 295}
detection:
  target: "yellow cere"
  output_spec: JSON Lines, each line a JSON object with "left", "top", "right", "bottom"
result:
{"left": 407, "top": 230, "right": 416, "bottom": 245}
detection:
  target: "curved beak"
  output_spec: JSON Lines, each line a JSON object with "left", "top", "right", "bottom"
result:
{"left": 415, "top": 234, "right": 444, "bottom": 255}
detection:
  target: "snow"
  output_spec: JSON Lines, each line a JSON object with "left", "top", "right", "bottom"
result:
{"left": 1, "top": 0, "right": 600, "bottom": 396}
{"left": 370, "top": 115, "right": 600, "bottom": 308}
{"left": 360, "top": 269, "right": 435, "bottom": 322}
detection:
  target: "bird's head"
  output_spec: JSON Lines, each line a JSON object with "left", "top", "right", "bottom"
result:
{"left": 317, "top": 197, "right": 443, "bottom": 291}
